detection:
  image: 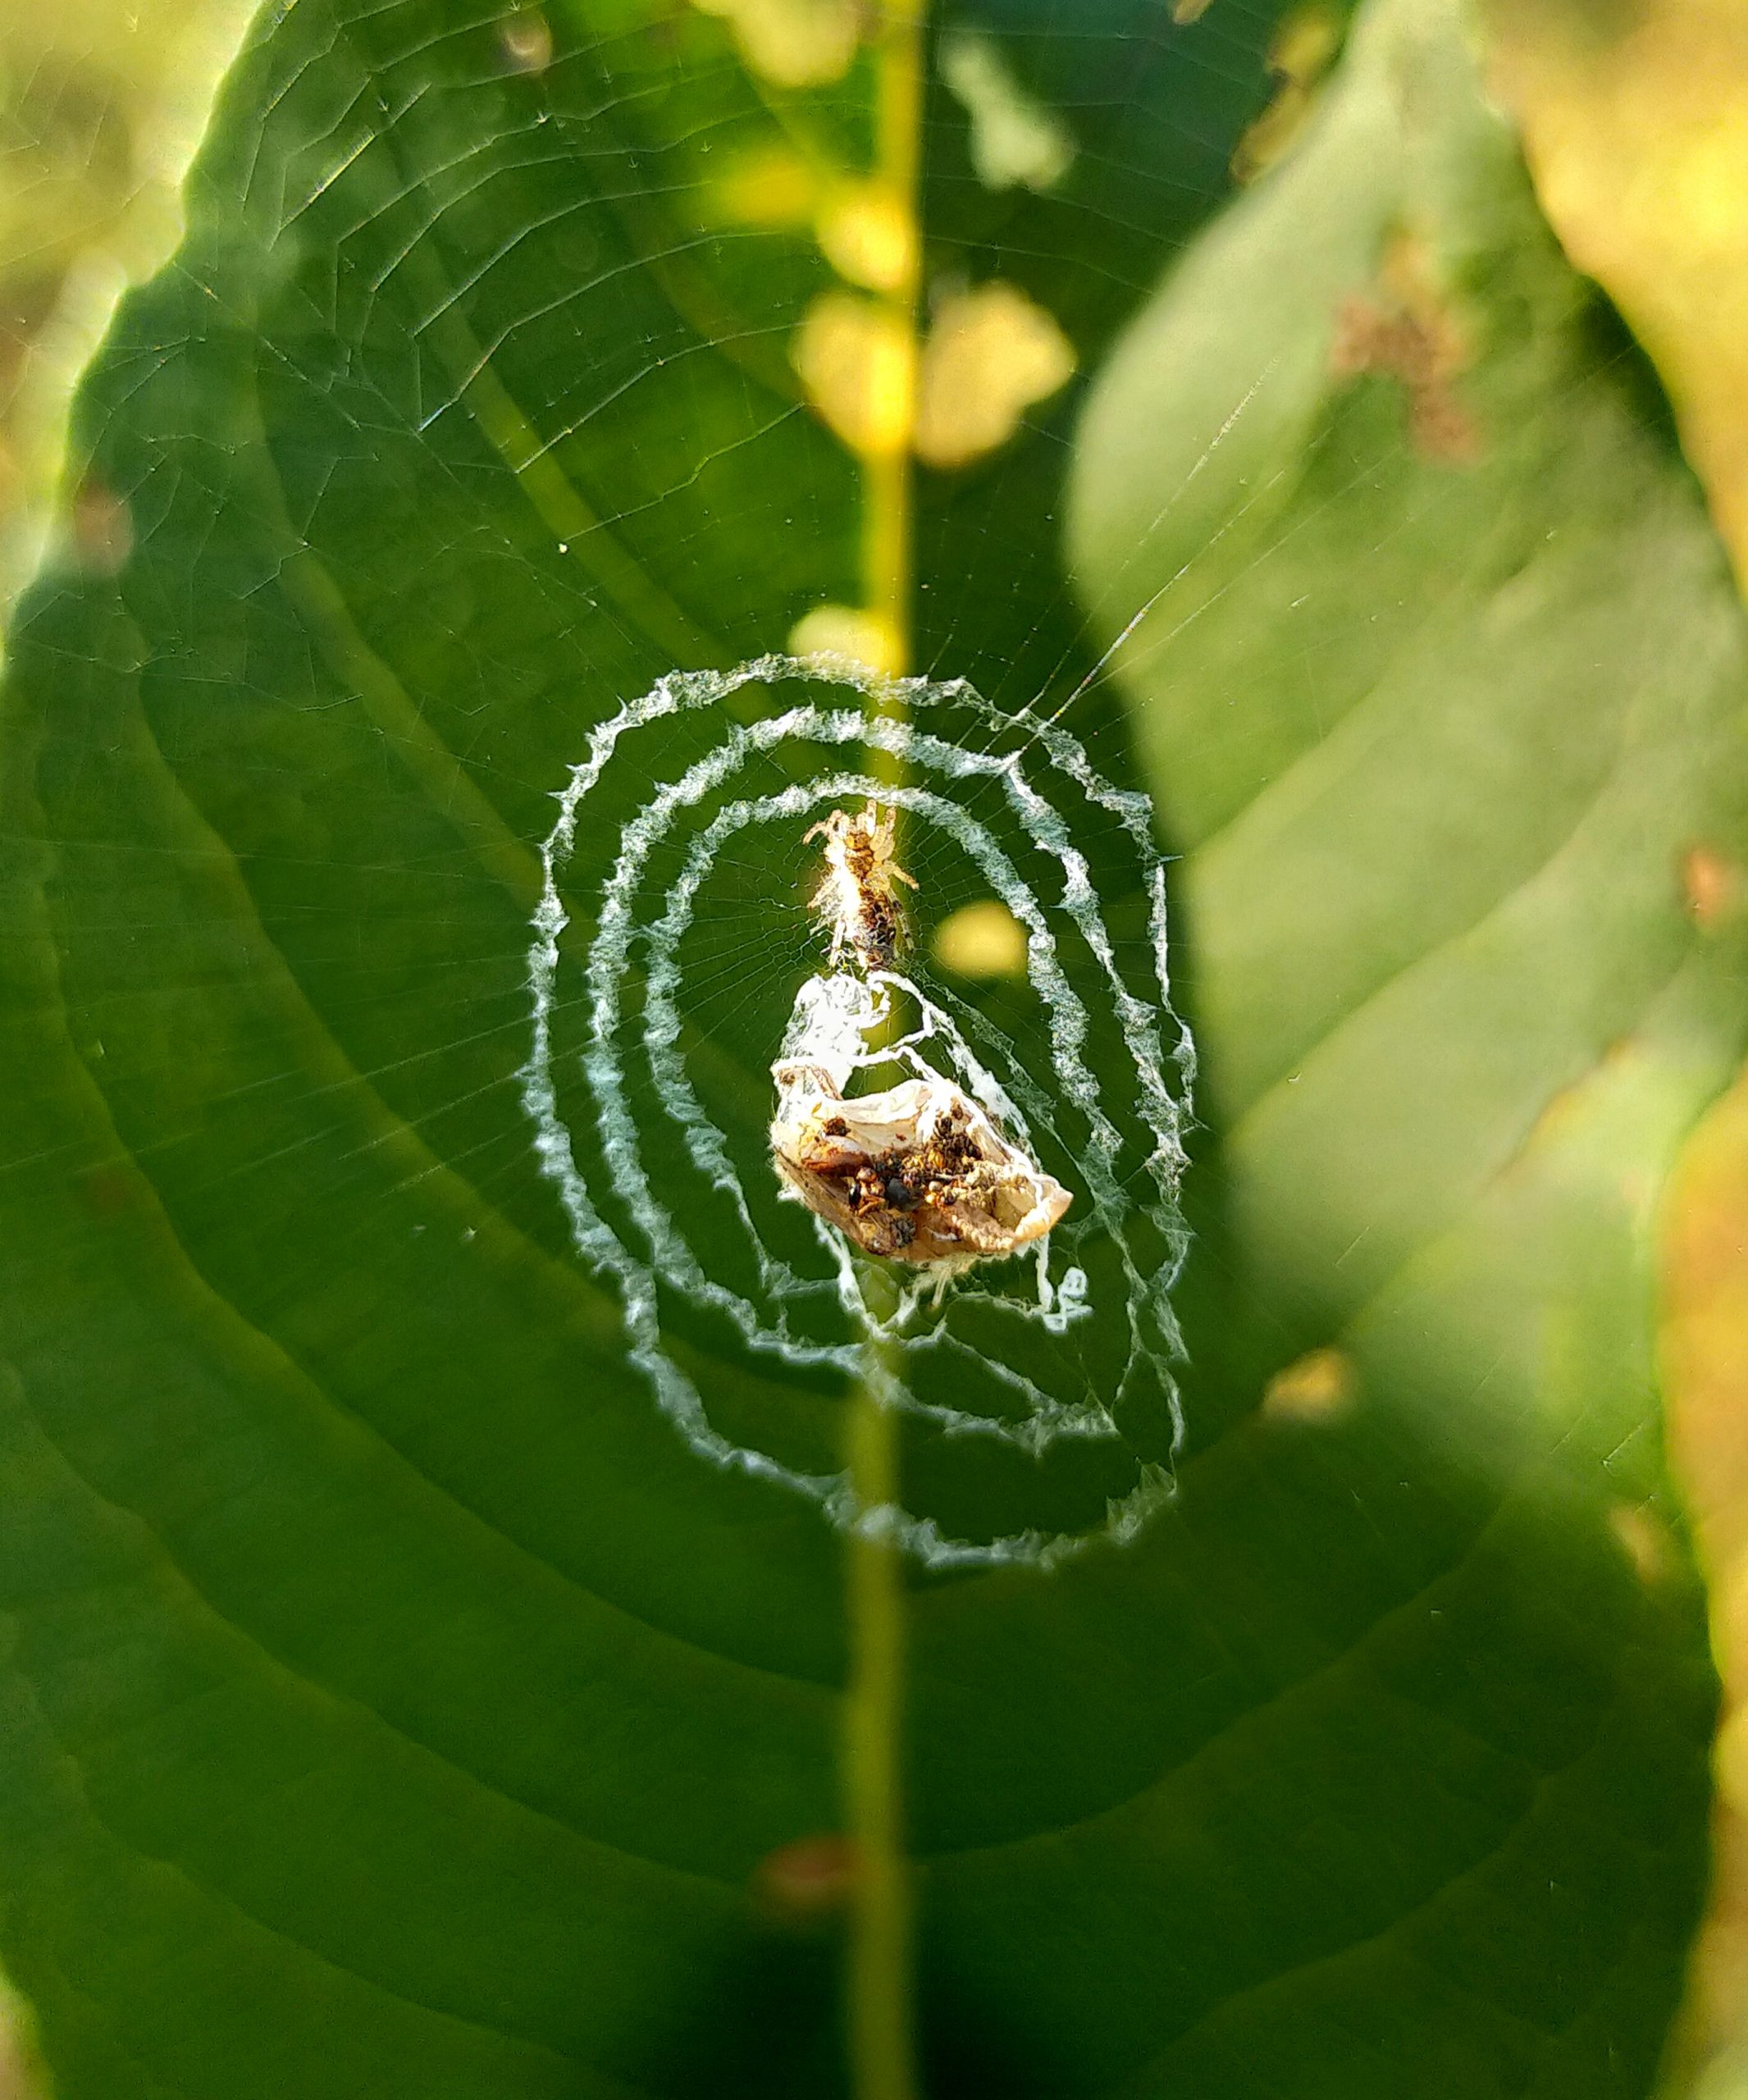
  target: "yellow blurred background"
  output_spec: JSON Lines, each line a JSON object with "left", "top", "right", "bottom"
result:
{"left": 0, "top": 0, "right": 251, "bottom": 634}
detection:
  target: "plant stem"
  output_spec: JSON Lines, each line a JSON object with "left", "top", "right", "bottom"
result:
{"left": 844, "top": 1317, "right": 918, "bottom": 2100}
{"left": 843, "top": 7, "right": 927, "bottom": 2099}
{"left": 864, "top": 0, "right": 926, "bottom": 685}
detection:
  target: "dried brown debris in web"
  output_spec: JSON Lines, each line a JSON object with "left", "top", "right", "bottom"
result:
{"left": 770, "top": 1069, "right": 1071, "bottom": 1269}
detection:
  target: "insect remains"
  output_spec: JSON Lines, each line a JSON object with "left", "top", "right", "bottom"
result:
{"left": 771, "top": 1066, "right": 1071, "bottom": 1269}
{"left": 769, "top": 806, "right": 1072, "bottom": 1273}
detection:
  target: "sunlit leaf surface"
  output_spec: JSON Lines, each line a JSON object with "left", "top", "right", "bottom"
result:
{"left": 1479, "top": 0, "right": 1748, "bottom": 596}
{"left": 0, "top": 0, "right": 1737, "bottom": 2093}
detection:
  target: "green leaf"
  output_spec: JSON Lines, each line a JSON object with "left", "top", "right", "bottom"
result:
{"left": 0, "top": 1, "right": 1729, "bottom": 2098}
{"left": 1068, "top": 0, "right": 1744, "bottom": 2075}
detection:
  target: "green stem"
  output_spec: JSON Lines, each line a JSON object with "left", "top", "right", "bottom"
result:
{"left": 844, "top": 1321, "right": 918, "bottom": 2100}
{"left": 842, "top": 7, "right": 927, "bottom": 2098}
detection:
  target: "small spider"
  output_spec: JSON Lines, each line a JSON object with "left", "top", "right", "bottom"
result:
{"left": 806, "top": 801, "right": 918, "bottom": 975}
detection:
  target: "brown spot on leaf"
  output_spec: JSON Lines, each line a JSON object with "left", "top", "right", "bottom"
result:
{"left": 751, "top": 1833, "right": 859, "bottom": 1927}
{"left": 1330, "top": 235, "right": 1480, "bottom": 463}
{"left": 69, "top": 478, "right": 133, "bottom": 573}
{"left": 1683, "top": 844, "right": 1744, "bottom": 930}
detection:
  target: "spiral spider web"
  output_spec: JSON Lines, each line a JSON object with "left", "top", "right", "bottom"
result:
{"left": 521, "top": 652, "right": 1193, "bottom": 1566}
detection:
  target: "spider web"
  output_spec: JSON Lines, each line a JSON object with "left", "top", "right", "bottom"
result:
{"left": 30, "top": 0, "right": 1284, "bottom": 1564}
{"left": 521, "top": 652, "right": 1192, "bottom": 1563}
{"left": 2, "top": 0, "right": 1680, "bottom": 1573}
{"left": 0, "top": 0, "right": 1426, "bottom": 1565}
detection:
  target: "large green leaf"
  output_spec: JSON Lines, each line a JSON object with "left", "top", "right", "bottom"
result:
{"left": 1070, "top": 0, "right": 1748, "bottom": 1442}
{"left": 1065, "top": 0, "right": 1748, "bottom": 2077}
{"left": 0, "top": 0, "right": 1734, "bottom": 2095}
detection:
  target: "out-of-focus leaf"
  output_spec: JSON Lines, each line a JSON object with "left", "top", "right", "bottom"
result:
{"left": 1477, "top": 0, "right": 1748, "bottom": 596}
{"left": 1664, "top": 1061, "right": 1748, "bottom": 1593}
{"left": 1661, "top": 1057, "right": 1748, "bottom": 2093}
{"left": 1473, "top": 8, "right": 1748, "bottom": 2082}
{"left": 0, "top": 0, "right": 254, "bottom": 617}
{"left": 1072, "top": 0, "right": 1748, "bottom": 2070}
